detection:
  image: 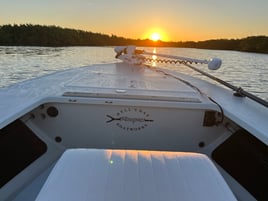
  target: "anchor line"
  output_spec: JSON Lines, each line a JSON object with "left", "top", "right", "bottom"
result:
{"left": 144, "top": 65, "right": 225, "bottom": 124}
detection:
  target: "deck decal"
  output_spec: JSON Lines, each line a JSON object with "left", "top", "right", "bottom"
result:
{"left": 106, "top": 108, "right": 153, "bottom": 131}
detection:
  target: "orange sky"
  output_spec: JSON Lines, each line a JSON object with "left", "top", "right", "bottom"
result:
{"left": 1, "top": 0, "right": 268, "bottom": 42}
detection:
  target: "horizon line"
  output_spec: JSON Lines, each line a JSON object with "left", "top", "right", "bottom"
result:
{"left": 1, "top": 23, "right": 268, "bottom": 43}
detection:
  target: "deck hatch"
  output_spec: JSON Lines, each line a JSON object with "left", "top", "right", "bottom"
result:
{"left": 63, "top": 91, "right": 201, "bottom": 103}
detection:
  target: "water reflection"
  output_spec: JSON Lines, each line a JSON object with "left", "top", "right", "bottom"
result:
{"left": 0, "top": 46, "right": 64, "bottom": 56}
{"left": 0, "top": 46, "right": 117, "bottom": 88}
{"left": 151, "top": 48, "right": 157, "bottom": 67}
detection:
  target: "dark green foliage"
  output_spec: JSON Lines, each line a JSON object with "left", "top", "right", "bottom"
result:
{"left": 239, "top": 36, "right": 268, "bottom": 53}
{"left": 0, "top": 24, "right": 268, "bottom": 54}
{"left": 0, "top": 24, "right": 135, "bottom": 47}
{"left": 173, "top": 37, "right": 268, "bottom": 54}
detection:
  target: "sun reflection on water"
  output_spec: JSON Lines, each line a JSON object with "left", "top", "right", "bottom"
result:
{"left": 151, "top": 48, "right": 157, "bottom": 67}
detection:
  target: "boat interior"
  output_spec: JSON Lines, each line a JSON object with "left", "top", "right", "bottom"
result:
{"left": 0, "top": 51, "right": 267, "bottom": 200}
{"left": 1, "top": 91, "right": 267, "bottom": 201}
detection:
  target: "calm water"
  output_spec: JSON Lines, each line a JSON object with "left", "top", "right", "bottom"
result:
{"left": 1, "top": 46, "right": 268, "bottom": 101}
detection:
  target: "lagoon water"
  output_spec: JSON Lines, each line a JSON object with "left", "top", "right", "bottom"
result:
{"left": 0, "top": 46, "right": 268, "bottom": 101}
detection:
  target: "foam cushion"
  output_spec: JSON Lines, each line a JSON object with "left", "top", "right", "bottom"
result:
{"left": 36, "top": 149, "right": 237, "bottom": 201}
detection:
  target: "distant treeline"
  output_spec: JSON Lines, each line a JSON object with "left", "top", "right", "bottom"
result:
{"left": 1, "top": 24, "right": 268, "bottom": 54}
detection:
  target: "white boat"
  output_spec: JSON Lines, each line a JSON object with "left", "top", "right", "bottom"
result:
{"left": 1, "top": 46, "right": 268, "bottom": 201}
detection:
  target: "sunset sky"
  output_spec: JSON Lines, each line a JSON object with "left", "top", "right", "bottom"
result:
{"left": 1, "top": 0, "right": 268, "bottom": 42}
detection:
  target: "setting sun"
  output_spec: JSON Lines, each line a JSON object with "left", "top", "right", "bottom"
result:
{"left": 151, "top": 33, "right": 161, "bottom": 41}
{"left": 143, "top": 28, "right": 169, "bottom": 42}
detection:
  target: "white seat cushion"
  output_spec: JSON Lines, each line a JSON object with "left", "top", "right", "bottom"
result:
{"left": 36, "top": 149, "right": 237, "bottom": 201}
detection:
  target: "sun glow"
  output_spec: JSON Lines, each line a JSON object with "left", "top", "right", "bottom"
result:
{"left": 143, "top": 28, "right": 169, "bottom": 42}
{"left": 151, "top": 33, "right": 161, "bottom": 41}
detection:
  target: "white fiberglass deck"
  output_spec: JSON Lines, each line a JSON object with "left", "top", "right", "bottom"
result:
{"left": 0, "top": 63, "right": 207, "bottom": 129}
{"left": 1, "top": 62, "right": 267, "bottom": 146}
{"left": 36, "top": 149, "right": 237, "bottom": 201}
